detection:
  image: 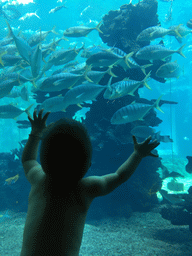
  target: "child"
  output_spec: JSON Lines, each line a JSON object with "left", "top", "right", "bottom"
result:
{"left": 20, "top": 109, "right": 160, "bottom": 256}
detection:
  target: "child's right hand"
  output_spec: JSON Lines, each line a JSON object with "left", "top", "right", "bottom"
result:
{"left": 132, "top": 135, "right": 160, "bottom": 158}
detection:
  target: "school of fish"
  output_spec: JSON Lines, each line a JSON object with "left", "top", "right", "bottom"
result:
{"left": 0, "top": 1, "right": 190, "bottom": 143}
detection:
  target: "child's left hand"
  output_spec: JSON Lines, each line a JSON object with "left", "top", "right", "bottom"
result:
{"left": 28, "top": 109, "right": 51, "bottom": 135}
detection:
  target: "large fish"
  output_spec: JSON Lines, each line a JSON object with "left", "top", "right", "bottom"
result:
{"left": 62, "top": 83, "right": 106, "bottom": 110}
{"left": 0, "top": 79, "right": 20, "bottom": 99}
{"left": 0, "top": 103, "right": 33, "bottom": 119}
{"left": 63, "top": 21, "right": 103, "bottom": 37}
{"left": 156, "top": 61, "right": 181, "bottom": 79}
{"left": 110, "top": 47, "right": 152, "bottom": 73}
{"left": 131, "top": 126, "right": 173, "bottom": 143}
{"left": 111, "top": 96, "right": 163, "bottom": 124}
{"left": 81, "top": 45, "right": 107, "bottom": 58}
{"left": 6, "top": 20, "right": 32, "bottom": 64}
{"left": 40, "top": 95, "right": 66, "bottom": 112}
{"left": 169, "top": 25, "right": 192, "bottom": 38}
{"left": 136, "top": 25, "right": 182, "bottom": 41}
{"left": 41, "top": 44, "right": 83, "bottom": 73}
{"left": 104, "top": 72, "right": 151, "bottom": 100}
{"left": 86, "top": 51, "right": 132, "bottom": 68}
{"left": 0, "top": 54, "right": 22, "bottom": 67}
{"left": 39, "top": 72, "right": 91, "bottom": 92}
{"left": 136, "top": 44, "right": 186, "bottom": 61}
{"left": 30, "top": 44, "right": 42, "bottom": 78}
{"left": 28, "top": 26, "right": 59, "bottom": 47}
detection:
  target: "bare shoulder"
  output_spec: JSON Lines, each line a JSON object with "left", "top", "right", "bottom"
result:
{"left": 80, "top": 173, "right": 121, "bottom": 198}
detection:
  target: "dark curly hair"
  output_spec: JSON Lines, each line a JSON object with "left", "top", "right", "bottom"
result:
{"left": 40, "top": 118, "right": 92, "bottom": 183}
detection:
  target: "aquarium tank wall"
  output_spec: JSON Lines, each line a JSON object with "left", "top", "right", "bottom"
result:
{"left": 0, "top": 0, "right": 192, "bottom": 255}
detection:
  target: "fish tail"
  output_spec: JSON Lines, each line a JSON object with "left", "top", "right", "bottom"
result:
{"left": 154, "top": 95, "right": 164, "bottom": 113}
{"left": 124, "top": 52, "right": 134, "bottom": 68}
{"left": 24, "top": 104, "right": 34, "bottom": 116}
{"left": 142, "top": 71, "right": 151, "bottom": 90}
{"left": 141, "top": 64, "right": 153, "bottom": 75}
{"left": 83, "top": 68, "right": 93, "bottom": 83}
{"left": 0, "top": 51, "right": 7, "bottom": 66}
{"left": 51, "top": 26, "right": 59, "bottom": 35}
{"left": 177, "top": 44, "right": 186, "bottom": 58}
{"left": 62, "top": 36, "right": 69, "bottom": 41}
{"left": 172, "top": 24, "right": 183, "bottom": 38}
{"left": 107, "top": 67, "right": 117, "bottom": 77}
{"left": 95, "top": 21, "right": 103, "bottom": 34}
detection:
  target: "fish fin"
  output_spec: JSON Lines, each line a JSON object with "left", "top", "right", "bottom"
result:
{"left": 51, "top": 25, "right": 59, "bottom": 35}
{"left": 172, "top": 24, "right": 183, "bottom": 38}
{"left": 124, "top": 52, "right": 134, "bottom": 68}
{"left": 77, "top": 103, "right": 83, "bottom": 108}
{"left": 143, "top": 82, "right": 151, "bottom": 90}
{"left": 32, "top": 79, "right": 37, "bottom": 88}
{"left": 142, "top": 71, "right": 151, "bottom": 90}
{"left": 84, "top": 75, "right": 93, "bottom": 83}
{"left": 177, "top": 44, "right": 186, "bottom": 58}
{"left": 0, "top": 51, "right": 7, "bottom": 66}
{"left": 6, "top": 20, "right": 14, "bottom": 38}
{"left": 154, "top": 95, "right": 164, "bottom": 113}
{"left": 141, "top": 64, "right": 153, "bottom": 75}
{"left": 107, "top": 76, "right": 113, "bottom": 86}
{"left": 24, "top": 104, "right": 34, "bottom": 115}
{"left": 95, "top": 21, "right": 103, "bottom": 34}
{"left": 107, "top": 67, "right": 117, "bottom": 77}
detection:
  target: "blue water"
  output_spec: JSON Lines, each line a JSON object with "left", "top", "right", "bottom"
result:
{"left": 0, "top": 0, "right": 192, "bottom": 255}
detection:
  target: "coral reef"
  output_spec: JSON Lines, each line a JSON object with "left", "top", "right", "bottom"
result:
{"left": 160, "top": 159, "right": 192, "bottom": 233}
{"left": 99, "top": 0, "right": 166, "bottom": 83}
{"left": 160, "top": 186, "right": 192, "bottom": 233}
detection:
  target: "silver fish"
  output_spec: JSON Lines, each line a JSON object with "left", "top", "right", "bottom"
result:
{"left": 169, "top": 24, "right": 192, "bottom": 38}
{"left": 111, "top": 96, "right": 163, "bottom": 124}
{"left": 0, "top": 79, "right": 20, "bottom": 99}
{"left": 131, "top": 126, "right": 173, "bottom": 143}
{"left": 136, "top": 25, "right": 182, "bottom": 41}
{"left": 49, "top": 4, "right": 67, "bottom": 14}
{"left": 39, "top": 72, "right": 91, "bottom": 92}
{"left": 86, "top": 51, "right": 132, "bottom": 68}
{"left": 6, "top": 20, "right": 32, "bottom": 64}
{"left": 156, "top": 61, "right": 181, "bottom": 79}
{"left": 0, "top": 103, "right": 33, "bottom": 119}
{"left": 136, "top": 44, "right": 186, "bottom": 61}
{"left": 30, "top": 44, "right": 42, "bottom": 78}
{"left": 104, "top": 72, "right": 151, "bottom": 100}
{"left": 27, "top": 26, "right": 58, "bottom": 47}
{"left": 40, "top": 95, "right": 66, "bottom": 112}
{"left": 63, "top": 83, "right": 106, "bottom": 110}
{"left": 63, "top": 22, "right": 103, "bottom": 37}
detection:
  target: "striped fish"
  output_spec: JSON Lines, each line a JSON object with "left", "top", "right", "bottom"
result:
{"left": 104, "top": 72, "right": 151, "bottom": 100}
{"left": 111, "top": 96, "right": 163, "bottom": 124}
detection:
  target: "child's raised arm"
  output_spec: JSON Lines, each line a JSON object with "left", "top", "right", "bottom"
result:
{"left": 84, "top": 136, "right": 160, "bottom": 198}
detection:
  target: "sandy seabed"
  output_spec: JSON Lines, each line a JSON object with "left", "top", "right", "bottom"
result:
{"left": 0, "top": 210, "right": 191, "bottom": 256}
